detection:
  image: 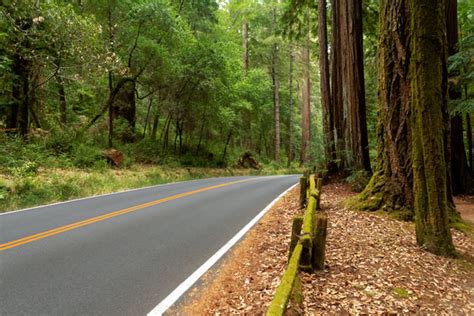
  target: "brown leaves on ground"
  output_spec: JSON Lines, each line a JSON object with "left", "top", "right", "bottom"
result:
{"left": 176, "top": 183, "right": 474, "bottom": 315}
{"left": 302, "top": 183, "right": 474, "bottom": 315}
{"left": 176, "top": 186, "right": 302, "bottom": 315}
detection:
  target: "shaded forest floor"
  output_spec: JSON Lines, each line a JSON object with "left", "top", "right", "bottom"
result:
{"left": 455, "top": 195, "right": 474, "bottom": 224}
{"left": 176, "top": 183, "right": 474, "bottom": 315}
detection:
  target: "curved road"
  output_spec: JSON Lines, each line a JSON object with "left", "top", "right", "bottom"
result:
{"left": 0, "top": 175, "right": 298, "bottom": 315}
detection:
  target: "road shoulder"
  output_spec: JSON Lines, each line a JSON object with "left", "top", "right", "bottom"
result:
{"left": 171, "top": 186, "right": 301, "bottom": 314}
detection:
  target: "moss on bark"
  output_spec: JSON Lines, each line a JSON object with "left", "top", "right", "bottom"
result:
{"left": 353, "top": 0, "right": 413, "bottom": 219}
{"left": 409, "top": 0, "right": 455, "bottom": 257}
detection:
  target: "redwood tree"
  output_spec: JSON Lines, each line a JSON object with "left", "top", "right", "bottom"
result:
{"left": 356, "top": 0, "right": 413, "bottom": 217}
{"left": 300, "top": 16, "right": 311, "bottom": 166}
{"left": 318, "top": 0, "right": 336, "bottom": 171}
{"left": 410, "top": 0, "right": 455, "bottom": 256}
{"left": 340, "top": 0, "right": 371, "bottom": 173}
{"left": 271, "top": 5, "right": 281, "bottom": 162}
{"left": 330, "top": 0, "right": 347, "bottom": 169}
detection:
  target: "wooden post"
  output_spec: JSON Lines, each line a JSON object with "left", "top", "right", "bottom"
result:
{"left": 315, "top": 178, "right": 323, "bottom": 210}
{"left": 288, "top": 216, "right": 303, "bottom": 261}
{"left": 312, "top": 213, "right": 328, "bottom": 271}
{"left": 299, "top": 176, "right": 308, "bottom": 208}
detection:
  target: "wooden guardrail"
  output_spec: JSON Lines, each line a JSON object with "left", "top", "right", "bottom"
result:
{"left": 266, "top": 174, "right": 327, "bottom": 316}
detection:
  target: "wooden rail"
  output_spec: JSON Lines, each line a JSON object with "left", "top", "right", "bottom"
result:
{"left": 266, "top": 175, "right": 328, "bottom": 316}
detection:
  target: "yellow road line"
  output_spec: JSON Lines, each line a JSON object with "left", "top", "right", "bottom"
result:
{"left": 0, "top": 179, "right": 252, "bottom": 252}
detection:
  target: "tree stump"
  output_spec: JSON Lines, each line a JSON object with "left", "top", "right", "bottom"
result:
{"left": 102, "top": 149, "right": 124, "bottom": 167}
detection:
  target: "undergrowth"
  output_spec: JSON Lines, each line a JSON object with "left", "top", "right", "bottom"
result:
{"left": 0, "top": 134, "right": 303, "bottom": 212}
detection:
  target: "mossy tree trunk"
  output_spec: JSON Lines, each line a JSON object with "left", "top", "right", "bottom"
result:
{"left": 356, "top": 0, "right": 413, "bottom": 218}
{"left": 410, "top": 0, "right": 455, "bottom": 257}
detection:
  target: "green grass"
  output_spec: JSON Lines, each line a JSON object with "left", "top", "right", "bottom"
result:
{"left": 392, "top": 287, "right": 410, "bottom": 299}
{"left": 0, "top": 164, "right": 302, "bottom": 212}
{"left": 0, "top": 134, "right": 303, "bottom": 212}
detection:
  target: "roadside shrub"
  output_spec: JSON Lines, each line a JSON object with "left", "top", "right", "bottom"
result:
{"left": 44, "top": 131, "right": 75, "bottom": 154}
{"left": 71, "top": 143, "right": 105, "bottom": 168}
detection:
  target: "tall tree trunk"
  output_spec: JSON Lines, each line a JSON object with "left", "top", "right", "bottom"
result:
{"left": 340, "top": 0, "right": 371, "bottom": 173}
{"left": 300, "top": 28, "right": 311, "bottom": 167}
{"left": 318, "top": 0, "right": 336, "bottom": 171}
{"left": 271, "top": 6, "right": 280, "bottom": 162}
{"left": 196, "top": 118, "right": 206, "bottom": 155}
{"left": 331, "top": 0, "right": 346, "bottom": 169}
{"left": 355, "top": 0, "right": 413, "bottom": 217}
{"left": 151, "top": 110, "right": 160, "bottom": 140}
{"left": 287, "top": 48, "right": 295, "bottom": 167}
{"left": 11, "top": 51, "right": 29, "bottom": 137}
{"left": 446, "top": 0, "right": 473, "bottom": 194}
{"left": 222, "top": 131, "right": 232, "bottom": 161}
{"left": 410, "top": 0, "right": 455, "bottom": 256}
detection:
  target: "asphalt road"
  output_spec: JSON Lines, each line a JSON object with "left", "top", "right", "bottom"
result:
{"left": 0, "top": 175, "right": 299, "bottom": 315}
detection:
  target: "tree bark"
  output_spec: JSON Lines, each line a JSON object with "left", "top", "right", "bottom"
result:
{"left": 222, "top": 131, "right": 232, "bottom": 161}
{"left": 318, "top": 0, "right": 335, "bottom": 171}
{"left": 340, "top": 0, "right": 371, "bottom": 173}
{"left": 356, "top": 0, "right": 413, "bottom": 218}
{"left": 12, "top": 52, "right": 29, "bottom": 137}
{"left": 330, "top": 0, "right": 346, "bottom": 169}
{"left": 300, "top": 27, "right": 311, "bottom": 167}
{"left": 410, "top": 0, "right": 455, "bottom": 256}
{"left": 151, "top": 110, "right": 160, "bottom": 140}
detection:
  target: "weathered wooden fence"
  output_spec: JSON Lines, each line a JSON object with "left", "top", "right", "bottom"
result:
{"left": 266, "top": 174, "right": 327, "bottom": 316}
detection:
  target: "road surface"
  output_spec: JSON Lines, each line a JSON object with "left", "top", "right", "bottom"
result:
{"left": 0, "top": 175, "right": 298, "bottom": 315}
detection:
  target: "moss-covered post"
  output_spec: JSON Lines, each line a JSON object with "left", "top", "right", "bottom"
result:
{"left": 315, "top": 178, "right": 322, "bottom": 210}
{"left": 299, "top": 194, "right": 316, "bottom": 271}
{"left": 299, "top": 176, "right": 308, "bottom": 208}
{"left": 288, "top": 216, "right": 303, "bottom": 261}
{"left": 409, "top": 0, "right": 455, "bottom": 257}
{"left": 312, "top": 213, "right": 328, "bottom": 270}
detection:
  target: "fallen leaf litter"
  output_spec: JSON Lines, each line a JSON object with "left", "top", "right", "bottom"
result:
{"left": 175, "top": 183, "right": 474, "bottom": 315}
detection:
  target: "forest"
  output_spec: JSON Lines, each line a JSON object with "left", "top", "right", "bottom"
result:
{"left": 1, "top": 0, "right": 473, "bottom": 251}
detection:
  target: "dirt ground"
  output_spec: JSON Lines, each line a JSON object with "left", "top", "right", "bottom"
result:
{"left": 175, "top": 184, "right": 474, "bottom": 315}
{"left": 455, "top": 195, "right": 474, "bottom": 224}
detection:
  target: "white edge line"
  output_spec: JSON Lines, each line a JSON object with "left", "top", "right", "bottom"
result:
{"left": 0, "top": 175, "right": 280, "bottom": 216}
{"left": 147, "top": 181, "right": 299, "bottom": 316}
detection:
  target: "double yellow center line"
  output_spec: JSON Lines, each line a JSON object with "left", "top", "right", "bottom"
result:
{"left": 0, "top": 179, "right": 252, "bottom": 252}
